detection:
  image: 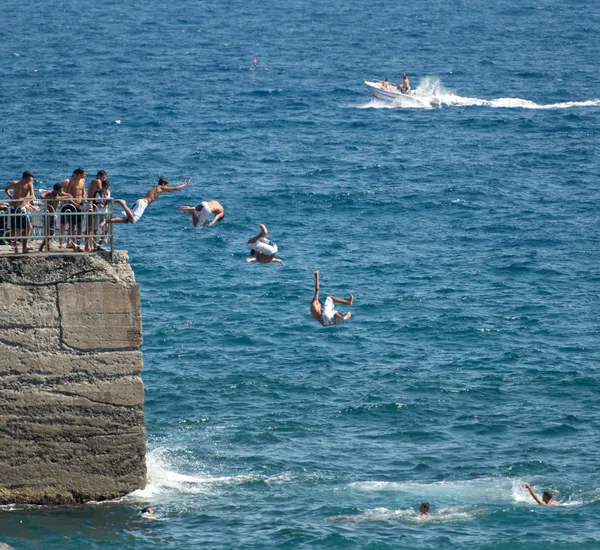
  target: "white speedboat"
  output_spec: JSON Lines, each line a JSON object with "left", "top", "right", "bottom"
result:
{"left": 364, "top": 81, "right": 441, "bottom": 108}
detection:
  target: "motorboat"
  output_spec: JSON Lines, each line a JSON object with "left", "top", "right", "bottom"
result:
{"left": 364, "top": 80, "right": 441, "bottom": 108}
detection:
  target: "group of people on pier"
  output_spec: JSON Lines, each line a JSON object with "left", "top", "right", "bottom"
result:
{"left": 2, "top": 169, "right": 111, "bottom": 253}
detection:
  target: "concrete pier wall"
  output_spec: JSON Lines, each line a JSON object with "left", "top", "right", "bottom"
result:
{"left": 0, "top": 252, "right": 146, "bottom": 504}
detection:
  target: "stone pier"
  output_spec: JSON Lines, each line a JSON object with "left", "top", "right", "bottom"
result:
{"left": 0, "top": 252, "right": 146, "bottom": 504}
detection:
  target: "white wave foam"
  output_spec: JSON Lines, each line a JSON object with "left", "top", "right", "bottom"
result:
{"left": 334, "top": 506, "right": 476, "bottom": 524}
{"left": 349, "top": 478, "right": 540, "bottom": 505}
{"left": 350, "top": 478, "right": 600, "bottom": 507}
{"left": 127, "top": 448, "right": 290, "bottom": 500}
{"left": 357, "top": 77, "right": 600, "bottom": 110}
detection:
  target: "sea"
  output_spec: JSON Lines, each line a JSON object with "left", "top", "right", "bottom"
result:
{"left": 1, "top": 0, "right": 600, "bottom": 548}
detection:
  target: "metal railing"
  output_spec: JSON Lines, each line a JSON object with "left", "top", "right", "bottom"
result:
{"left": 0, "top": 198, "right": 115, "bottom": 261}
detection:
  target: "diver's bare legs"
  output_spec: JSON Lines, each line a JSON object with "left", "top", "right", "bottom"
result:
{"left": 248, "top": 224, "right": 268, "bottom": 244}
{"left": 332, "top": 311, "right": 352, "bottom": 324}
{"left": 100, "top": 199, "right": 132, "bottom": 227}
{"left": 328, "top": 294, "right": 354, "bottom": 306}
{"left": 179, "top": 206, "right": 199, "bottom": 227}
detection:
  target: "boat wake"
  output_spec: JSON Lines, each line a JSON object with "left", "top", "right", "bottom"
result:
{"left": 359, "top": 77, "right": 600, "bottom": 110}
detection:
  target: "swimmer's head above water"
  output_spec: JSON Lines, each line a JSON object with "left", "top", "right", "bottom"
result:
{"left": 419, "top": 501, "right": 430, "bottom": 515}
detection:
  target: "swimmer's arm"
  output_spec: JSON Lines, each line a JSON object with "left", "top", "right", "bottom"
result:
{"left": 524, "top": 483, "right": 545, "bottom": 505}
{"left": 272, "top": 258, "right": 284, "bottom": 265}
{"left": 166, "top": 178, "right": 192, "bottom": 192}
{"left": 245, "top": 257, "right": 257, "bottom": 263}
{"left": 313, "top": 271, "right": 320, "bottom": 301}
{"left": 208, "top": 211, "right": 224, "bottom": 226}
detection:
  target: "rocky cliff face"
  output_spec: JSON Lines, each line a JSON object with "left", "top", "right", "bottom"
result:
{"left": 0, "top": 252, "right": 146, "bottom": 504}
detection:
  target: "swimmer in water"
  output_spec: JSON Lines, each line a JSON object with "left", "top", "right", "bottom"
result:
{"left": 141, "top": 506, "right": 154, "bottom": 516}
{"left": 419, "top": 501, "right": 430, "bottom": 515}
{"left": 245, "top": 224, "right": 283, "bottom": 265}
{"left": 524, "top": 482, "right": 557, "bottom": 506}
{"left": 310, "top": 271, "right": 353, "bottom": 326}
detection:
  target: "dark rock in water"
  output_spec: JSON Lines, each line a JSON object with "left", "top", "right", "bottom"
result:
{"left": 0, "top": 252, "right": 146, "bottom": 505}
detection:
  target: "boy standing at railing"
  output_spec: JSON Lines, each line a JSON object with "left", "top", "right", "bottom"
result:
{"left": 4, "top": 171, "right": 35, "bottom": 254}
{"left": 63, "top": 168, "right": 87, "bottom": 251}
{"left": 84, "top": 170, "right": 107, "bottom": 252}
{"left": 38, "top": 182, "right": 73, "bottom": 252}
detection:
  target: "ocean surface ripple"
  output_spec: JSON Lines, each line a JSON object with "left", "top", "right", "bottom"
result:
{"left": 1, "top": 0, "right": 599, "bottom": 548}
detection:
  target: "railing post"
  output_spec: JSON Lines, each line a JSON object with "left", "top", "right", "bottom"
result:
{"left": 110, "top": 199, "right": 115, "bottom": 263}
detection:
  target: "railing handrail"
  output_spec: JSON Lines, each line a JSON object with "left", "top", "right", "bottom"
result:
{"left": 0, "top": 198, "right": 115, "bottom": 261}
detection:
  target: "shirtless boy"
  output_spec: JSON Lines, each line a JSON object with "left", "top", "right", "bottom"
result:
{"left": 61, "top": 168, "right": 87, "bottom": 250}
{"left": 100, "top": 177, "right": 191, "bottom": 227}
{"left": 245, "top": 224, "right": 283, "bottom": 265}
{"left": 39, "top": 182, "right": 73, "bottom": 252}
{"left": 310, "top": 271, "right": 353, "bottom": 326}
{"left": 524, "top": 483, "right": 557, "bottom": 506}
{"left": 179, "top": 199, "right": 224, "bottom": 227}
{"left": 84, "top": 170, "right": 107, "bottom": 251}
{"left": 4, "top": 171, "right": 35, "bottom": 253}
{"left": 399, "top": 72, "right": 410, "bottom": 94}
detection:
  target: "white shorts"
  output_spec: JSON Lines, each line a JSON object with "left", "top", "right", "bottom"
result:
{"left": 322, "top": 296, "right": 337, "bottom": 326}
{"left": 249, "top": 237, "right": 278, "bottom": 255}
{"left": 195, "top": 202, "right": 212, "bottom": 224}
{"left": 124, "top": 199, "right": 148, "bottom": 224}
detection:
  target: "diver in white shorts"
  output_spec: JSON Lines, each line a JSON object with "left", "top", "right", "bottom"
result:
{"left": 100, "top": 177, "right": 191, "bottom": 228}
{"left": 310, "top": 271, "right": 353, "bottom": 326}
{"left": 179, "top": 199, "right": 224, "bottom": 227}
{"left": 245, "top": 224, "right": 283, "bottom": 265}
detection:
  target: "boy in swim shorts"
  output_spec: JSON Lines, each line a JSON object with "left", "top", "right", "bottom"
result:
{"left": 100, "top": 177, "right": 191, "bottom": 228}
{"left": 178, "top": 199, "right": 224, "bottom": 227}
{"left": 310, "top": 271, "right": 353, "bottom": 326}
{"left": 245, "top": 224, "right": 283, "bottom": 265}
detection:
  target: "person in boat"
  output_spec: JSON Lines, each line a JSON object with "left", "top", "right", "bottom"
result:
{"left": 310, "top": 271, "right": 353, "bottom": 326}
{"left": 419, "top": 502, "right": 430, "bottom": 515}
{"left": 179, "top": 200, "right": 224, "bottom": 227}
{"left": 382, "top": 77, "right": 389, "bottom": 89}
{"left": 100, "top": 177, "right": 191, "bottom": 228}
{"left": 398, "top": 72, "right": 410, "bottom": 94}
{"left": 245, "top": 223, "right": 283, "bottom": 265}
{"left": 524, "top": 483, "right": 557, "bottom": 506}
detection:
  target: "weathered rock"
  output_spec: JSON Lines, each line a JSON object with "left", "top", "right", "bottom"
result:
{"left": 0, "top": 253, "right": 146, "bottom": 505}
{"left": 58, "top": 282, "right": 142, "bottom": 351}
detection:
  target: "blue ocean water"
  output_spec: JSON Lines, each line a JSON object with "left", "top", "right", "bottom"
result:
{"left": 1, "top": 0, "right": 600, "bottom": 548}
